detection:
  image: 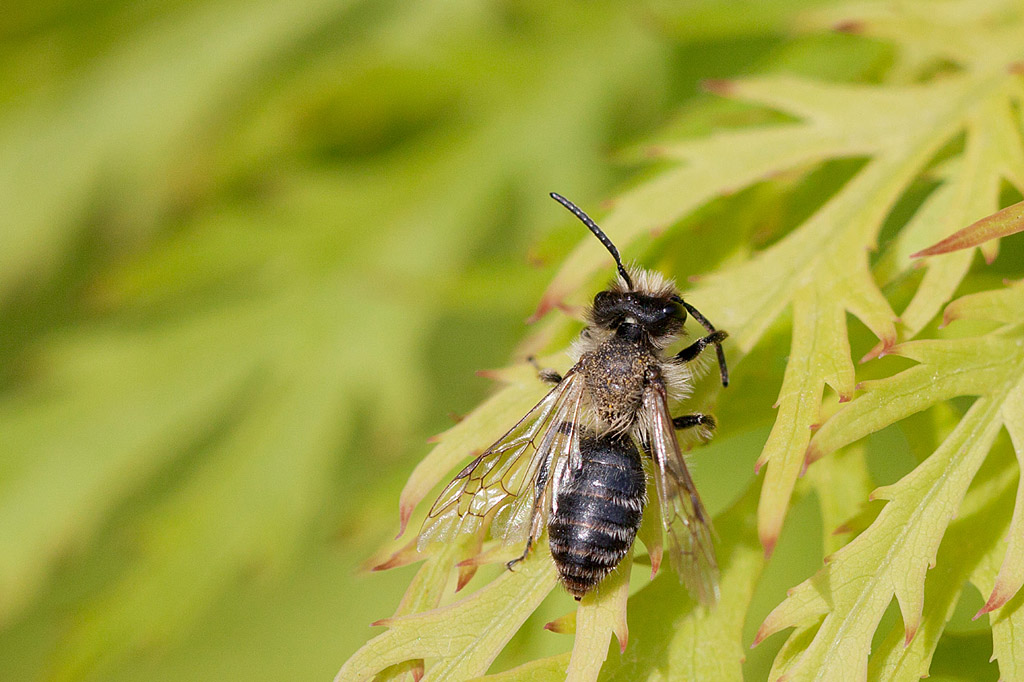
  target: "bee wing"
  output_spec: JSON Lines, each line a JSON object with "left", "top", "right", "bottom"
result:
{"left": 417, "top": 369, "right": 585, "bottom": 551}
{"left": 643, "top": 377, "right": 720, "bottom": 606}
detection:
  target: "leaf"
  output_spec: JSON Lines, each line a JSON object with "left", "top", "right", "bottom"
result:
{"left": 471, "top": 653, "right": 572, "bottom": 682}
{"left": 757, "top": 395, "right": 1006, "bottom": 682}
{"left": 971, "top": 511, "right": 1024, "bottom": 682}
{"left": 867, "top": 443, "right": 1017, "bottom": 681}
{"left": 531, "top": 0, "right": 1024, "bottom": 560}
{"left": 756, "top": 290, "right": 1024, "bottom": 679}
{"left": 565, "top": 550, "right": 631, "bottom": 681}
{"left": 977, "top": 378, "right": 1024, "bottom": 615}
{"left": 597, "top": 482, "right": 764, "bottom": 682}
{"left": 336, "top": 544, "right": 559, "bottom": 681}
{"left": 943, "top": 278, "right": 1024, "bottom": 328}
{"left": 801, "top": 443, "right": 872, "bottom": 555}
{"left": 913, "top": 199, "right": 1024, "bottom": 259}
{"left": 0, "top": 3, "right": 699, "bottom": 677}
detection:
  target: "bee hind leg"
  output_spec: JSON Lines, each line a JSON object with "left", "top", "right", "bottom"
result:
{"left": 672, "top": 414, "right": 716, "bottom": 431}
{"left": 506, "top": 538, "right": 535, "bottom": 571}
{"left": 527, "top": 355, "right": 562, "bottom": 385}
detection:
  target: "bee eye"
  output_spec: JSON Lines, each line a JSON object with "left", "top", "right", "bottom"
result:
{"left": 662, "top": 303, "right": 683, "bottom": 321}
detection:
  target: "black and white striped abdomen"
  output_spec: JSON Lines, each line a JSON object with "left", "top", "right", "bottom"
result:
{"left": 549, "top": 433, "right": 646, "bottom": 599}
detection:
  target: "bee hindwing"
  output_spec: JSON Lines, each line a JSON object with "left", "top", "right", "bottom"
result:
{"left": 643, "top": 377, "right": 720, "bottom": 605}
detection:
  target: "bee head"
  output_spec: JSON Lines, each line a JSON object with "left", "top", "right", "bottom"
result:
{"left": 550, "top": 192, "right": 687, "bottom": 345}
{"left": 591, "top": 290, "right": 685, "bottom": 342}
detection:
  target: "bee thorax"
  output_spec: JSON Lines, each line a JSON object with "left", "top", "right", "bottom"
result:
{"left": 578, "top": 338, "right": 654, "bottom": 433}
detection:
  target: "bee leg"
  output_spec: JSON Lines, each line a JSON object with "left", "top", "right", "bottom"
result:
{"left": 672, "top": 414, "right": 716, "bottom": 431}
{"left": 506, "top": 448, "right": 554, "bottom": 571}
{"left": 527, "top": 355, "right": 562, "bottom": 385}
{"left": 674, "top": 300, "right": 730, "bottom": 387}
{"left": 506, "top": 537, "right": 535, "bottom": 571}
{"left": 674, "top": 330, "right": 728, "bottom": 363}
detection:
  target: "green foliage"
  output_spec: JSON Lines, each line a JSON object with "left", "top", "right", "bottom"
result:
{"left": 347, "top": 1, "right": 1024, "bottom": 680}
{"left": 4, "top": 0, "right": 1024, "bottom": 681}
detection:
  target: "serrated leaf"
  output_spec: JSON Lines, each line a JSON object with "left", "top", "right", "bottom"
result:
{"left": 867, "top": 443, "right": 1017, "bottom": 681}
{"left": 914, "top": 199, "right": 1024, "bottom": 259}
{"left": 598, "top": 483, "right": 763, "bottom": 682}
{"left": 760, "top": 290, "right": 1024, "bottom": 679}
{"left": 471, "top": 652, "right": 572, "bottom": 682}
{"left": 530, "top": 0, "right": 1024, "bottom": 559}
{"left": 565, "top": 551, "right": 631, "bottom": 681}
{"left": 801, "top": 444, "right": 872, "bottom": 554}
{"left": 943, "top": 278, "right": 1024, "bottom": 328}
{"left": 336, "top": 544, "right": 559, "bottom": 681}
{"left": 978, "top": 379, "right": 1024, "bottom": 616}
{"left": 758, "top": 395, "right": 1006, "bottom": 682}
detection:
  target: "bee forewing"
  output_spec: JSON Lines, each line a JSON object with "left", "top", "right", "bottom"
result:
{"left": 417, "top": 370, "right": 585, "bottom": 552}
{"left": 644, "top": 380, "right": 720, "bottom": 606}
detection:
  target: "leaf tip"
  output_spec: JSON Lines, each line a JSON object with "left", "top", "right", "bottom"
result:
{"left": 702, "top": 78, "right": 735, "bottom": 96}
{"left": 397, "top": 504, "right": 414, "bottom": 539}
{"left": 799, "top": 452, "right": 813, "bottom": 478}
{"left": 868, "top": 484, "right": 892, "bottom": 502}
{"left": 754, "top": 453, "right": 768, "bottom": 475}
{"left": 645, "top": 145, "right": 667, "bottom": 159}
{"left": 833, "top": 19, "right": 864, "bottom": 34}
{"left": 475, "top": 368, "right": 503, "bottom": 381}
{"left": 527, "top": 294, "right": 558, "bottom": 324}
{"left": 370, "top": 618, "right": 392, "bottom": 628}
{"left": 752, "top": 622, "right": 772, "bottom": 647}
{"left": 976, "top": 584, "right": 1012, "bottom": 618}
{"left": 761, "top": 533, "right": 778, "bottom": 560}
{"left": 544, "top": 612, "right": 576, "bottom": 634}
{"left": 805, "top": 442, "right": 824, "bottom": 468}
{"left": 372, "top": 538, "right": 421, "bottom": 571}
{"left": 649, "top": 547, "right": 663, "bottom": 578}
{"left": 904, "top": 623, "right": 918, "bottom": 646}
{"left": 456, "top": 567, "right": 476, "bottom": 592}
{"left": 860, "top": 338, "right": 894, "bottom": 363}
{"left": 1009, "top": 61, "right": 1024, "bottom": 75}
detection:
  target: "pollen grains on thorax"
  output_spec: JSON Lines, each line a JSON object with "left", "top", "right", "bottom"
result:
{"left": 577, "top": 336, "right": 653, "bottom": 434}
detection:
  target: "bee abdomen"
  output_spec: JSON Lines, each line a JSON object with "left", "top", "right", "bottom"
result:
{"left": 549, "top": 435, "right": 646, "bottom": 600}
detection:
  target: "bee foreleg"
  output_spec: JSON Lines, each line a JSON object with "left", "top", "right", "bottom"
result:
{"left": 672, "top": 414, "right": 716, "bottom": 431}
{"left": 675, "top": 300, "right": 730, "bottom": 387}
{"left": 674, "top": 330, "right": 728, "bottom": 363}
{"left": 527, "top": 355, "right": 563, "bottom": 385}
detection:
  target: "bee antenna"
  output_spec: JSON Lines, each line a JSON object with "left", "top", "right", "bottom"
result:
{"left": 549, "top": 192, "right": 633, "bottom": 289}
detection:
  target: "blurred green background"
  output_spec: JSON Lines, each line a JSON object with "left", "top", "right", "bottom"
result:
{"left": 0, "top": 0, "right": 950, "bottom": 680}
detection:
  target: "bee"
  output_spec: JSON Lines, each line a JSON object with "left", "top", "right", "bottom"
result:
{"left": 417, "top": 193, "right": 728, "bottom": 604}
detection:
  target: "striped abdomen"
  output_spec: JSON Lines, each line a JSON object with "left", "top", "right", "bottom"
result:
{"left": 549, "top": 433, "right": 646, "bottom": 599}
